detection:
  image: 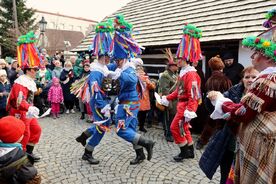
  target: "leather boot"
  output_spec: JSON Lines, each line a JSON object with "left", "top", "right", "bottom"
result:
{"left": 26, "top": 145, "right": 40, "bottom": 162}
{"left": 187, "top": 144, "right": 195, "bottom": 158}
{"left": 137, "top": 136, "right": 155, "bottom": 161}
{"left": 76, "top": 132, "right": 89, "bottom": 147}
{"left": 130, "top": 148, "right": 146, "bottom": 165}
{"left": 82, "top": 149, "right": 99, "bottom": 165}
{"left": 173, "top": 145, "right": 190, "bottom": 162}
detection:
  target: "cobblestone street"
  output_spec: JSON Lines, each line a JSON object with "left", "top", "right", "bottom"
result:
{"left": 36, "top": 113, "right": 220, "bottom": 184}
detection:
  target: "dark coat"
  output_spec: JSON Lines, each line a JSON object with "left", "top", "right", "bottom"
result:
{"left": 60, "top": 69, "right": 76, "bottom": 101}
{"left": 223, "top": 62, "right": 244, "bottom": 85}
{"left": 7, "top": 68, "right": 18, "bottom": 86}
{"left": 0, "top": 147, "right": 38, "bottom": 184}
{"left": 0, "top": 80, "right": 10, "bottom": 109}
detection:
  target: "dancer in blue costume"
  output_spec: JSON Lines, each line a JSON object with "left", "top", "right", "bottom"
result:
{"left": 75, "top": 20, "right": 114, "bottom": 164}
{"left": 108, "top": 15, "right": 155, "bottom": 165}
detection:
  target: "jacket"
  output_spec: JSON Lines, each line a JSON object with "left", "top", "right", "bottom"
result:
{"left": 47, "top": 84, "right": 63, "bottom": 103}
{"left": 0, "top": 80, "right": 10, "bottom": 109}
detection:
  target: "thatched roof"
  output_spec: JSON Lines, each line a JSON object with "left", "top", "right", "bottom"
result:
{"left": 73, "top": 0, "right": 276, "bottom": 51}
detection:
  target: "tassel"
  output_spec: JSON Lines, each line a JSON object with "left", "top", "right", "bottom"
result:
{"left": 241, "top": 92, "right": 265, "bottom": 112}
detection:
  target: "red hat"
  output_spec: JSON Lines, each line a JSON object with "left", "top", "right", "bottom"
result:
{"left": 0, "top": 116, "right": 25, "bottom": 143}
{"left": 82, "top": 59, "right": 90, "bottom": 66}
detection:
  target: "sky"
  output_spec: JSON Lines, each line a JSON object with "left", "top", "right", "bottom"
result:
{"left": 26, "top": 0, "right": 132, "bottom": 21}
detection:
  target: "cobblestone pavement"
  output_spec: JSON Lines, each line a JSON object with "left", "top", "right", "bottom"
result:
{"left": 35, "top": 113, "right": 220, "bottom": 184}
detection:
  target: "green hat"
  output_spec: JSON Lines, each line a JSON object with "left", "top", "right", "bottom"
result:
{"left": 242, "top": 36, "right": 276, "bottom": 62}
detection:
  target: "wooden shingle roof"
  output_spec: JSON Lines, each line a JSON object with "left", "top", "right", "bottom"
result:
{"left": 73, "top": 0, "right": 276, "bottom": 51}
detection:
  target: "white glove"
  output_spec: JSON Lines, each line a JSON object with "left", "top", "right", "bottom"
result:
{"left": 108, "top": 68, "right": 122, "bottom": 80}
{"left": 26, "top": 106, "right": 40, "bottom": 118}
{"left": 101, "top": 104, "right": 111, "bottom": 118}
{"left": 161, "top": 96, "right": 169, "bottom": 107}
{"left": 184, "top": 109, "right": 197, "bottom": 122}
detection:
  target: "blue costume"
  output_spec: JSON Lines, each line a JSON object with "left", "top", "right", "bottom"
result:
{"left": 75, "top": 20, "right": 114, "bottom": 164}
{"left": 109, "top": 15, "right": 155, "bottom": 165}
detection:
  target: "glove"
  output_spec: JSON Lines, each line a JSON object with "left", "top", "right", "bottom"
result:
{"left": 161, "top": 96, "right": 169, "bottom": 107}
{"left": 184, "top": 109, "right": 197, "bottom": 122}
{"left": 108, "top": 68, "right": 122, "bottom": 80}
{"left": 27, "top": 106, "right": 40, "bottom": 118}
{"left": 101, "top": 104, "right": 111, "bottom": 118}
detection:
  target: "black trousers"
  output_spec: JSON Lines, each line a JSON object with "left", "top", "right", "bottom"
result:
{"left": 64, "top": 100, "right": 74, "bottom": 110}
{"left": 138, "top": 110, "right": 148, "bottom": 129}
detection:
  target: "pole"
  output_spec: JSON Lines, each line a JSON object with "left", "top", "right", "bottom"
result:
{"left": 12, "top": 0, "right": 20, "bottom": 37}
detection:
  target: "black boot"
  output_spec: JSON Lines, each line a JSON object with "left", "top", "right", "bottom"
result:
{"left": 187, "top": 144, "right": 195, "bottom": 158}
{"left": 80, "top": 112, "right": 85, "bottom": 120}
{"left": 137, "top": 136, "right": 155, "bottom": 161}
{"left": 130, "top": 148, "right": 146, "bottom": 165}
{"left": 173, "top": 145, "right": 190, "bottom": 162}
{"left": 82, "top": 149, "right": 99, "bottom": 165}
{"left": 26, "top": 145, "right": 40, "bottom": 162}
{"left": 76, "top": 132, "right": 89, "bottom": 147}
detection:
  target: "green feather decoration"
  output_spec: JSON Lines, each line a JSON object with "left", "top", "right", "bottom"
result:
{"left": 95, "top": 19, "right": 114, "bottom": 33}
{"left": 183, "top": 24, "right": 202, "bottom": 38}
{"left": 242, "top": 36, "right": 276, "bottom": 62}
{"left": 17, "top": 31, "right": 37, "bottom": 45}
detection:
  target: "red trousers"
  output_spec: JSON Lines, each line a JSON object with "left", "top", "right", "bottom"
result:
{"left": 10, "top": 108, "right": 41, "bottom": 151}
{"left": 51, "top": 103, "right": 60, "bottom": 113}
{"left": 21, "top": 118, "right": 41, "bottom": 151}
{"left": 85, "top": 102, "right": 92, "bottom": 115}
{"left": 170, "top": 102, "right": 193, "bottom": 145}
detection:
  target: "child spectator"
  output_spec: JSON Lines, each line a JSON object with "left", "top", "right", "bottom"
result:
{"left": 0, "top": 116, "right": 41, "bottom": 184}
{"left": 47, "top": 77, "right": 63, "bottom": 119}
{"left": 51, "top": 60, "right": 63, "bottom": 79}
{"left": 0, "top": 69, "right": 10, "bottom": 118}
{"left": 60, "top": 61, "right": 76, "bottom": 114}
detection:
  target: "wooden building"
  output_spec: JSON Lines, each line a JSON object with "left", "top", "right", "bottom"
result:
{"left": 73, "top": 0, "right": 276, "bottom": 77}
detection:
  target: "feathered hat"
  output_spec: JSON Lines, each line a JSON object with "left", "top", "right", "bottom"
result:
{"left": 163, "top": 48, "right": 177, "bottom": 66}
{"left": 263, "top": 8, "right": 276, "bottom": 28}
{"left": 112, "top": 14, "right": 144, "bottom": 60}
{"left": 242, "top": 36, "right": 276, "bottom": 62}
{"left": 93, "top": 19, "right": 114, "bottom": 57}
{"left": 176, "top": 23, "right": 202, "bottom": 63}
{"left": 17, "top": 31, "right": 42, "bottom": 69}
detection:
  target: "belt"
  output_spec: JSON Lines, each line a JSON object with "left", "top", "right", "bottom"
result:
{"left": 119, "top": 101, "right": 139, "bottom": 105}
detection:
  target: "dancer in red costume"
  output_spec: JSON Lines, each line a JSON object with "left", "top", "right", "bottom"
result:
{"left": 160, "top": 24, "right": 202, "bottom": 162}
{"left": 7, "top": 32, "right": 42, "bottom": 161}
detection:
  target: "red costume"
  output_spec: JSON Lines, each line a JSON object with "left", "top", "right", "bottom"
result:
{"left": 166, "top": 66, "right": 201, "bottom": 145}
{"left": 7, "top": 75, "right": 41, "bottom": 151}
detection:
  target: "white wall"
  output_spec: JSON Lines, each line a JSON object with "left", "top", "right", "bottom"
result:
{"left": 35, "top": 12, "right": 97, "bottom": 35}
{"left": 238, "top": 40, "right": 253, "bottom": 68}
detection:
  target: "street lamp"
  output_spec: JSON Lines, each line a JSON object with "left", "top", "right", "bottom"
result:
{"left": 39, "top": 16, "right": 47, "bottom": 33}
{"left": 38, "top": 16, "right": 47, "bottom": 49}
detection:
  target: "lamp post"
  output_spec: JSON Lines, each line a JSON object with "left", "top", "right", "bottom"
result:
{"left": 38, "top": 16, "right": 47, "bottom": 48}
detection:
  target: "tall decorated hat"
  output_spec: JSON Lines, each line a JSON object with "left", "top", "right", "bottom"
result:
{"left": 263, "top": 8, "right": 276, "bottom": 28}
{"left": 17, "top": 31, "right": 42, "bottom": 69}
{"left": 93, "top": 19, "right": 114, "bottom": 57}
{"left": 112, "top": 14, "right": 143, "bottom": 60}
{"left": 176, "top": 23, "right": 202, "bottom": 63}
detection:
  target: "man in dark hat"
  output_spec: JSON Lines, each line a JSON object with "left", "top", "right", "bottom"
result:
{"left": 223, "top": 52, "right": 244, "bottom": 85}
